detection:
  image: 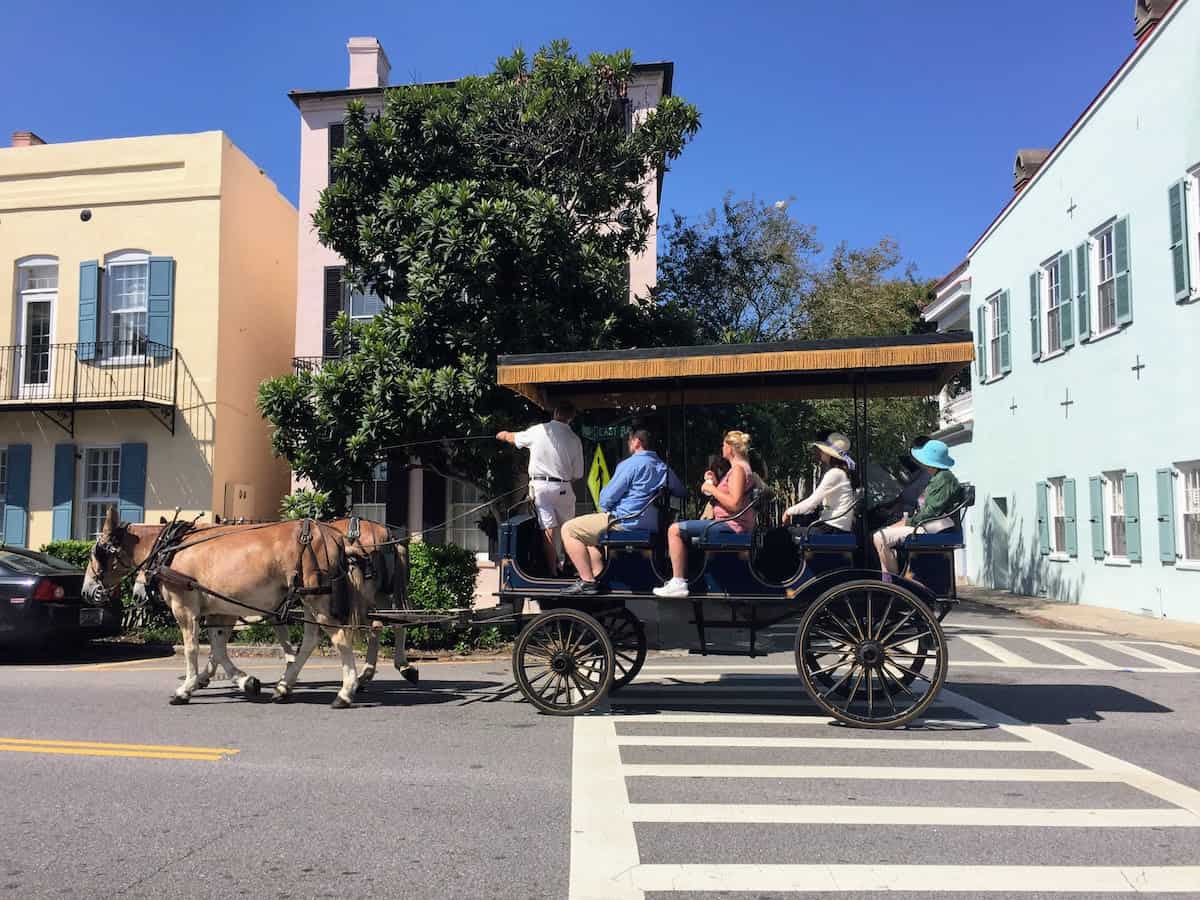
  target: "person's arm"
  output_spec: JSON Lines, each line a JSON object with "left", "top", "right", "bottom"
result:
{"left": 598, "top": 460, "right": 633, "bottom": 513}
{"left": 910, "top": 474, "right": 953, "bottom": 526}
{"left": 496, "top": 431, "right": 517, "bottom": 445}
{"left": 570, "top": 438, "right": 585, "bottom": 482}
{"left": 784, "top": 470, "right": 833, "bottom": 518}
{"left": 667, "top": 467, "right": 686, "bottom": 498}
{"left": 704, "top": 463, "right": 746, "bottom": 510}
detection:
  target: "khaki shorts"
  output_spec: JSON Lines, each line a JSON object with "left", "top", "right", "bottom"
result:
{"left": 562, "top": 512, "right": 614, "bottom": 546}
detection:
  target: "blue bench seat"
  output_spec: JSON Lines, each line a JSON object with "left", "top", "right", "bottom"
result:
{"left": 598, "top": 528, "right": 655, "bottom": 548}
{"left": 903, "top": 529, "right": 964, "bottom": 549}
{"left": 797, "top": 532, "right": 858, "bottom": 550}
{"left": 691, "top": 531, "right": 754, "bottom": 550}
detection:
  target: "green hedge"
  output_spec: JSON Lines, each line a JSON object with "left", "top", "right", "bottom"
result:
{"left": 39, "top": 540, "right": 92, "bottom": 569}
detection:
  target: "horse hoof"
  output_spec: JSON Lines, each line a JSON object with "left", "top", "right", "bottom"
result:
{"left": 331, "top": 695, "right": 352, "bottom": 709}
{"left": 169, "top": 695, "right": 190, "bottom": 705}
{"left": 242, "top": 676, "right": 261, "bottom": 698}
{"left": 355, "top": 679, "right": 370, "bottom": 694}
{"left": 196, "top": 677, "right": 211, "bottom": 690}
{"left": 401, "top": 666, "right": 420, "bottom": 685}
{"left": 271, "top": 691, "right": 291, "bottom": 704}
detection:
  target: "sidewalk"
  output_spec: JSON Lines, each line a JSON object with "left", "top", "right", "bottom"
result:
{"left": 959, "top": 584, "right": 1200, "bottom": 650}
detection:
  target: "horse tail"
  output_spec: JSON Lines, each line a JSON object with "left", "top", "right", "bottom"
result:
{"left": 314, "top": 522, "right": 359, "bottom": 629}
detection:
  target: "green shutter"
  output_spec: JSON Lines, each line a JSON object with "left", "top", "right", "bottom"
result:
{"left": 1029, "top": 271, "right": 1042, "bottom": 360}
{"left": 1036, "top": 481, "right": 1050, "bottom": 555}
{"left": 1168, "top": 180, "right": 1191, "bottom": 302}
{"left": 1076, "top": 242, "right": 1091, "bottom": 340}
{"left": 1088, "top": 476, "right": 1105, "bottom": 559}
{"left": 3, "top": 444, "right": 31, "bottom": 547}
{"left": 1059, "top": 253, "right": 1074, "bottom": 348}
{"left": 52, "top": 443, "right": 76, "bottom": 541}
{"left": 998, "top": 291, "right": 1011, "bottom": 373}
{"left": 146, "top": 257, "right": 175, "bottom": 358}
{"left": 78, "top": 261, "right": 100, "bottom": 362}
{"left": 117, "top": 443, "right": 147, "bottom": 523}
{"left": 1063, "top": 478, "right": 1078, "bottom": 557}
{"left": 1114, "top": 216, "right": 1133, "bottom": 325}
{"left": 1156, "top": 467, "right": 1178, "bottom": 564}
{"left": 1123, "top": 471, "right": 1142, "bottom": 562}
{"left": 975, "top": 305, "right": 988, "bottom": 381}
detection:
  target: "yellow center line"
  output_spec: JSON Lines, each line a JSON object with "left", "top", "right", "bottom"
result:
{"left": 0, "top": 736, "right": 238, "bottom": 754}
{"left": 0, "top": 745, "right": 227, "bottom": 761}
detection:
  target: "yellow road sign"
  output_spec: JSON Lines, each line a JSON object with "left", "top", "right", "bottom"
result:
{"left": 587, "top": 446, "right": 611, "bottom": 509}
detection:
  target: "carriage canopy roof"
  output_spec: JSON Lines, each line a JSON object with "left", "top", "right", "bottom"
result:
{"left": 497, "top": 331, "right": 974, "bottom": 410}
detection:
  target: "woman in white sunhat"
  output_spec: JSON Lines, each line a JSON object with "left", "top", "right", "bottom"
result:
{"left": 782, "top": 432, "right": 858, "bottom": 534}
{"left": 872, "top": 438, "right": 965, "bottom": 579}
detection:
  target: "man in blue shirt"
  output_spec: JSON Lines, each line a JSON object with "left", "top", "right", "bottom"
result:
{"left": 560, "top": 429, "right": 685, "bottom": 596}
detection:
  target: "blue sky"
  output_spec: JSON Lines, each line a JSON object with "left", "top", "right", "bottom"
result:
{"left": 3, "top": 1, "right": 1136, "bottom": 280}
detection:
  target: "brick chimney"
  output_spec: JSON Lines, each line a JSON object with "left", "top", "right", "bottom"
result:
{"left": 1013, "top": 148, "right": 1051, "bottom": 192}
{"left": 347, "top": 37, "right": 390, "bottom": 89}
{"left": 1134, "top": 0, "right": 1168, "bottom": 43}
{"left": 11, "top": 130, "right": 47, "bottom": 147}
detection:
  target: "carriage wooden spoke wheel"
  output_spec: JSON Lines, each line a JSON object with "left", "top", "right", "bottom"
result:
{"left": 795, "top": 580, "right": 948, "bottom": 729}
{"left": 594, "top": 607, "right": 647, "bottom": 692}
{"left": 512, "top": 609, "right": 615, "bottom": 715}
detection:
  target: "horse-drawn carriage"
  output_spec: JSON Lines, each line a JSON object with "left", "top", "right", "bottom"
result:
{"left": 81, "top": 331, "right": 974, "bottom": 728}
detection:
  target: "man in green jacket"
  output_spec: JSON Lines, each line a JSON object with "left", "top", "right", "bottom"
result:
{"left": 873, "top": 439, "right": 965, "bottom": 578}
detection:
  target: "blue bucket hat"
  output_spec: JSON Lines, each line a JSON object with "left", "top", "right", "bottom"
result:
{"left": 912, "top": 439, "right": 955, "bottom": 470}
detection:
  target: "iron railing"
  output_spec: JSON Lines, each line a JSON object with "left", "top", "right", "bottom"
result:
{"left": 292, "top": 356, "right": 341, "bottom": 374}
{"left": 0, "top": 341, "right": 176, "bottom": 407}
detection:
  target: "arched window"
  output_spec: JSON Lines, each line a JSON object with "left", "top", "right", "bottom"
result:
{"left": 102, "top": 249, "right": 150, "bottom": 359}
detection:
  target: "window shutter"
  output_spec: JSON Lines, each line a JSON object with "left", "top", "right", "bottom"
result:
{"left": 117, "top": 442, "right": 147, "bottom": 523}
{"left": 1114, "top": 216, "right": 1133, "bottom": 325}
{"left": 975, "top": 305, "right": 988, "bottom": 380}
{"left": 998, "top": 291, "right": 1012, "bottom": 373}
{"left": 323, "top": 266, "right": 345, "bottom": 357}
{"left": 78, "top": 261, "right": 100, "bottom": 362}
{"left": 1063, "top": 478, "right": 1078, "bottom": 557}
{"left": 147, "top": 256, "right": 175, "bottom": 358}
{"left": 1156, "top": 467, "right": 1178, "bottom": 564}
{"left": 328, "top": 123, "right": 345, "bottom": 184}
{"left": 1123, "top": 471, "right": 1142, "bottom": 562}
{"left": 1075, "top": 242, "right": 1091, "bottom": 341}
{"left": 1058, "top": 253, "right": 1074, "bottom": 348}
{"left": 1036, "top": 481, "right": 1050, "bottom": 555}
{"left": 1029, "top": 271, "right": 1041, "bottom": 360}
{"left": 1088, "top": 475, "right": 1105, "bottom": 559}
{"left": 52, "top": 443, "right": 76, "bottom": 541}
{"left": 3, "top": 444, "right": 31, "bottom": 547}
{"left": 1168, "top": 180, "right": 1191, "bottom": 302}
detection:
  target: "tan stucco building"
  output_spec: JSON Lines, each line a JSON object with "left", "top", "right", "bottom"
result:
{"left": 0, "top": 130, "right": 297, "bottom": 548}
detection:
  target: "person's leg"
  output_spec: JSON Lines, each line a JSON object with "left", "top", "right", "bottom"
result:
{"left": 667, "top": 522, "right": 688, "bottom": 578}
{"left": 562, "top": 513, "right": 607, "bottom": 583}
{"left": 540, "top": 527, "right": 559, "bottom": 574}
{"left": 875, "top": 524, "right": 911, "bottom": 575}
{"left": 563, "top": 530, "right": 594, "bottom": 581}
{"left": 587, "top": 545, "right": 604, "bottom": 576}
{"left": 532, "top": 485, "right": 560, "bottom": 574}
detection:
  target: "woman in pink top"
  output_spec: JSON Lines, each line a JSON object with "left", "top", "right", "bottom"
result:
{"left": 654, "top": 431, "right": 756, "bottom": 599}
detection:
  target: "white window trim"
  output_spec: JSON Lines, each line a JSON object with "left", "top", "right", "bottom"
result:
{"left": 80, "top": 444, "right": 122, "bottom": 540}
{"left": 445, "top": 477, "right": 490, "bottom": 560}
{"left": 1047, "top": 476, "right": 1067, "bottom": 555}
{"left": 983, "top": 290, "right": 1006, "bottom": 381}
{"left": 15, "top": 256, "right": 59, "bottom": 396}
{"left": 101, "top": 249, "right": 151, "bottom": 363}
{"left": 1177, "top": 459, "right": 1200, "bottom": 566}
{"left": 1102, "top": 470, "right": 1128, "bottom": 563}
{"left": 1038, "top": 253, "right": 1068, "bottom": 357}
{"left": 1186, "top": 163, "right": 1200, "bottom": 303}
{"left": 1085, "top": 220, "right": 1121, "bottom": 339}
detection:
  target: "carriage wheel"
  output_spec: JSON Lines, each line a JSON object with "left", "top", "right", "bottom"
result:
{"left": 795, "top": 580, "right": 948, "bottom": 729}
{"left": 595, "top": 607, "right": 647, "bottom": 692}
{"left": 512, "top": 610, "right": 615, "bottom": 716}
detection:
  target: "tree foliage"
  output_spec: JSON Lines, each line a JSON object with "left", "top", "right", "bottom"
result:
{"left": 258, "top": 43, "right": 700, "bottom": 507}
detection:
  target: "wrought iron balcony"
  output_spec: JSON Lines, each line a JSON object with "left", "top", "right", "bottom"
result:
{"left": 0, "top": 341, "right": 177, "bottom": 435}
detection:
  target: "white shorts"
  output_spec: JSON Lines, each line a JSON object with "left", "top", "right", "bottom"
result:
{"left": 531, "top": 480, "right": 577, "bottom": 529}
{"left": 877, "top": 516, "right": 955, "bottom": 548}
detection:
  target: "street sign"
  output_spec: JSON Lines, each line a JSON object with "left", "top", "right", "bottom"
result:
{"left": 587, "top": 446, "right": 611, "bottom": 508}
{"left": 581, "top": 424, "right": 627, "bottom": 442}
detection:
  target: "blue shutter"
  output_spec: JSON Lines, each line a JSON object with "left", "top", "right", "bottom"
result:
{"left": 1088, "top": 476, "right": 1105, "bottom": 559}
{"left": 3, "top": 444, "right": 31, "bottom": 547}
{"left": 1029, "top": 271, "right": 1041, "bottom": 360}
{"left": 117, "top": 442, "right": 147, "bottom": 523}
{"left": 1058, "top": 253, "right": 1074, "bottom": 348}
{"left": 1036, "top": 481, "right": 1050, "bottom": 555}
{"left": 1063, "top": 478, "right": 1078, "bottom": 557}
{"left": 1076, "top": 242, "right": 1091, "bottom": 341}
{"left": 1123, "top": 471, "right": 1142, "bottom": 562}
{"left": 975, "top": 305, "right": 988, "bottom": 380}
{"left": 146, "top": 257, "right": 175, "bottom": 358}
{"left": 52, "top": 444, "right": 76, "bottom": 541}
{"left": 78, "top": 261, "right": 100, "bottom": 362}
{"left": 1114, "top": 216, "right": 1133, "bottom": 325}
{"left": 1156, "top": 467, "right": 1178, "bottom": 564}
{"left": 1169, "top": 181, "right": 1191, "bottom": 302}
{"left": 998, "top": 290, "right": 1012, "bottom": 373}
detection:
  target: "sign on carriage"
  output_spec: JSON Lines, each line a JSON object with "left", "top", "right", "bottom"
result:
{"left": 586, "top": 446, "right": 611, "bottom": 508}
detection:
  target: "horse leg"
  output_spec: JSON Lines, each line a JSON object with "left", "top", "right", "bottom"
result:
{"left": 272, "top": 620, "right": 321, "bottom": 703}
{"left": 273, "top": 622, "right": 298, "bottom": 666}
{"left": 170, "top": 600, "right": 200, "bottom": 705}
{"left": 207, "top": 618, "right": 261, "bottom": 698}
{"left": 359, "top": 623, "right": 380, "bottom": 690}
{"left": 395, "top": 622, "right": 419, "bottom": 685}
{"left": 327, "top": 625, "right": 359, "bottom": 709}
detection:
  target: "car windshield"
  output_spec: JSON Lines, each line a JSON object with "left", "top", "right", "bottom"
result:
{"left": 0, "top": 550, "right": 80, "bottom": 574}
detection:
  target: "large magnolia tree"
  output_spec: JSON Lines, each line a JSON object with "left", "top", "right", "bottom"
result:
{"left": 259, "top": 43, "right": 700, "bottom": 510}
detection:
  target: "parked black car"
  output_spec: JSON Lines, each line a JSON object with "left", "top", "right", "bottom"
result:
{"left": 0, "top": 547, "right": 122, "bottom": 648}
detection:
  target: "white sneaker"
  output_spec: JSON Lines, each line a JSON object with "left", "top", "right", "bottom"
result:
{"left": 653, "top": 578, "right": 690, "bottom": 599}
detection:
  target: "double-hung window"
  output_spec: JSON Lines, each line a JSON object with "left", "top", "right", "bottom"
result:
{"left": 988, "top": 295, "right": 1002, "bottom": 375}
{"left": 447, "top": 478, "right": 489, "bottom": 558}
{"left": 1095, "top": 225, "right": 1117, "bottom": 333}
{"left": 350, "top": 462, "right": 389, "bottom": 522}
{"left": 1104, "top": 470, "right": 1127, "bottom": 559}
{"left": 103, "top": 251, "right": 150, "bottom": 359}
{"left": 1045, "top": 262, "right": 1063, "bottom": 353}
{"left": 1048, "top": 477, "right": 1066, "bottom": 553}
{"left": 0, "top": 448, "right": 7, "bottom": 542}
{"left": 1181, "top": 462, "right": 1200, "bottom": 564}
{"left": 83, "top": 447, "right": 121, "bottom": 539}
{"left": 16, "top": 258, "right": 57, "bottom": 393}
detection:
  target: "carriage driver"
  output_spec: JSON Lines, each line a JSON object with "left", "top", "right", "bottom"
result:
{"left": 497, "top": 400, "right": 586, "bottom": 576}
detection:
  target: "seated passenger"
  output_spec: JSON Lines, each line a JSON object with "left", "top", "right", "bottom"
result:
{"left": 872, "top": 439, "right": 965, "bottom": 578}
{"left": 560, "top": 428, "right": 684, "bottom": 597}
{"left": 783, "top": 434, "right": 858, "bottom": 535}
{"left": 699, "top": 454, "right": 732, "bottom": 520}
{"left": 885, "top": 434, "right": 932, "bottom": 522}
{"left": 654, "top": 430, "right": 756, "bottom": 599}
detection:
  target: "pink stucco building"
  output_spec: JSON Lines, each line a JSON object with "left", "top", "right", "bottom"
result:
{"left": 288, "top": 37, "right": 675, "bottom": 560}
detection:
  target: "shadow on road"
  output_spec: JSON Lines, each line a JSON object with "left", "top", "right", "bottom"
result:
{"left": 949, "top": 680, "right": 1174, "bottom": 724}
{"left": 0, "top": 640, "right": 174, "bottom": 667}
{"left": 179, "top": 678, "right": 508, "bottom": 709}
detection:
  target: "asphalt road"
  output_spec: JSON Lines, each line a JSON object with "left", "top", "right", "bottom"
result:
{"left": 1, "top": 601, "right": 1199, "bottom": 899}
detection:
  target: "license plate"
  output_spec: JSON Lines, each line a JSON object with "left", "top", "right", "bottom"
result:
{"left": 79, "top": 608, "right": 103, "bottom": 627}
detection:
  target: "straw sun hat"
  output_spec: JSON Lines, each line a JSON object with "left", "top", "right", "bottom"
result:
{"left": 812, "top": 432, "right": 851, "bottom": 464}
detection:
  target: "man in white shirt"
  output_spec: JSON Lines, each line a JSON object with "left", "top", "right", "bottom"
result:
{"left": 497, "top": 401, "right": 585, "bottom": 574}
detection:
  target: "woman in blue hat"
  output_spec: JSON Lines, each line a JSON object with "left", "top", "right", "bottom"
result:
{"left": 872, "top": 438, "right": 965, "bottom": 578}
